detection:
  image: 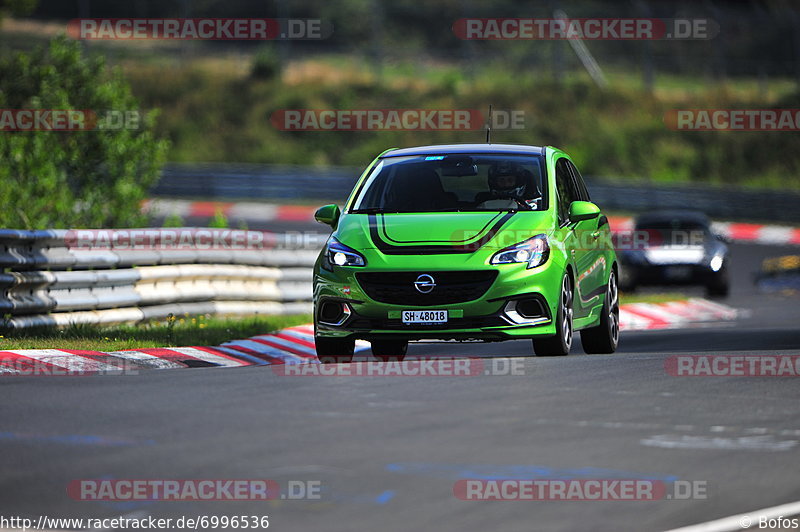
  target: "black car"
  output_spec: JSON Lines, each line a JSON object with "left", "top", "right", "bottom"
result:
{"left": 618, "top": 210, "right": 730, "bottom": 297}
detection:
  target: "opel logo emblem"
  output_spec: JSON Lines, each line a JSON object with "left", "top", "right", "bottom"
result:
{"left": 414, "top": 274, "right": 436, "bottom": 294}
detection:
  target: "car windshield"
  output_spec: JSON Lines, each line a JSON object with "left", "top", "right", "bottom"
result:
{"left": 350, "top": 154, "right": 546, "bottom": 213}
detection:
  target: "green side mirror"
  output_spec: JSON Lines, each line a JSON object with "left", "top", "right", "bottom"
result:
{"left": 314, "top": 204, "right": 341, "bottom": 227}
{"left": 568, "top": 201, "right": 601, "bottom": 223}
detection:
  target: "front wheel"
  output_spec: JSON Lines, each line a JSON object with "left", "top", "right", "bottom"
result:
{"left": 532, "top": 273, "right": 573, "bottom": 357}
{"left": 315, "top": 336, "right": 355, "bottom": 363}
{"left": 371, "top": 339, "right": 408, "bottom": 361}
{"left": 580, "top": 270, "right": 620, "bottom": 354}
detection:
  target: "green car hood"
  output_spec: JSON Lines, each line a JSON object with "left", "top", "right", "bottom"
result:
{"left": 333, "top": 211, "right": 553, "bottom": 253}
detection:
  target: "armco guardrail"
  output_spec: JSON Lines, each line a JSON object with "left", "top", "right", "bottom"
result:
{"left": 0, "top": 229, "right": 321, "bottom": 329}
{"left": 155, "top": 163, "right": 800, "bottom": 224}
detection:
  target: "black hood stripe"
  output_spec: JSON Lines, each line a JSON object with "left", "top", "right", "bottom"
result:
{"left": 368, "top": 212, "right": 515, "bottom": 255}
{"left": 378, "top": 213, "right": 503, "bottom": 245}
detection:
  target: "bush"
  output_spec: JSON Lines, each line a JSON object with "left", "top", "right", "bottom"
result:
{"left": 251, "top": 46, "right": 281, "bottom": 81}
{"left": 0, "top": 36, "right": 169, "bottom": 228}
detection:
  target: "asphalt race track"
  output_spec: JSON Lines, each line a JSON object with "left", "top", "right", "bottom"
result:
{"left": 1, "top": 242, "right": 798, "bottom": 532}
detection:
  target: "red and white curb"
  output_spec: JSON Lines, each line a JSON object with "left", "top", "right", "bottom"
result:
{"left": 0, "top": 299, "right": 737, "bottom": 375}
{"left": 142, "top": 199, "right": 318, "bottom": 223}
{"left": 0, "top": 325, "right": 371, "bottom": 376}
{"left": 619, "top": 297, "right": 738, "bottom": 331}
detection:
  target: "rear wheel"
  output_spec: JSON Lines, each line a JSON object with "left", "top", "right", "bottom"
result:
{"left": 371, "top": 339, "right": 408, "bottom": 361}
{"left": 315, "top": 336, "right": 355, "bottom": 363}
{"left": 580, "top": 270, "right": 620, "bottom": 354}
{"left": 532, "top": 274, "right": 573, "bottom": 357}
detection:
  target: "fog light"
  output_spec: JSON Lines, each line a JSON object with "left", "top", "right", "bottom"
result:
{"left": 319, "top": 301, "right": 352, "bottom": 326}
{"left": 516, "top": 298, "right": 545, "bottom": 319}
{"left": 502, "top": 299, "right": 549, "bottom": 326}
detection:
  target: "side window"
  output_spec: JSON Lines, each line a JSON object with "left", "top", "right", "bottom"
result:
{"left": 566, "top": 160, "right": 590, "bottom": 201}
{"left": 555, "top": 158, "right": 579, "bottom": 225}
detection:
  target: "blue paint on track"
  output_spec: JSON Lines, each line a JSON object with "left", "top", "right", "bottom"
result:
{"left": 0, "top": 432, "right": 155, "bottom": 447}
{"left": 385, "top": 462, "right": 679, "bottom": 482}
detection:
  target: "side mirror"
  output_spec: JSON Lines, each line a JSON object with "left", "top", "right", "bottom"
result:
{"left": 568, "top": 201, "right": 600, "bottom": 223}
{"left": 314, "top": 204, "right": 341, "bottom": 228}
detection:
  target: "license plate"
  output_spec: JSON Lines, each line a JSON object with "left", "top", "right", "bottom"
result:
{"left": 401, "top": 310, "right": 448, "bottom": 324}
{"left": 664, "top": 266, "right": 692, "bottom": 280}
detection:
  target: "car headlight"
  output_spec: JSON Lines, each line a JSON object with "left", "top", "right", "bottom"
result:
{"left": 325, "top": 237, "right": 366, "bottom": 268}
{"left": 490, "top": 234, "right": 549, "bottom": 269}
{"left": 709, "top": 255, "right": 724, "bottom": 272}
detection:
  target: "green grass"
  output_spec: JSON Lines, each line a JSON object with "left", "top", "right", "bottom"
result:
{"left": 0, "top": 314, "right": 312, "bottom": 351}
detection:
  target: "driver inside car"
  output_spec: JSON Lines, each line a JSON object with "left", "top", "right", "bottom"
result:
{"left": 474, "top": 161, "right": 537, "bottom": 209}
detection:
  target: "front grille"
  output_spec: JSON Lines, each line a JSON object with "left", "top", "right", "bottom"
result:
{"left": 356, "top": 270, "right": 498, "bottom": 306}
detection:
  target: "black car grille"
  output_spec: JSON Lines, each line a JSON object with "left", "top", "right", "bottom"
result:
{"left": 355, "top": 271, "right": 498, "bottom": 306}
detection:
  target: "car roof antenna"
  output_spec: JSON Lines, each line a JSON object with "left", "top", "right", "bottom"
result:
{"left": 485, "top": 105, "right": 492, "bottom": 143}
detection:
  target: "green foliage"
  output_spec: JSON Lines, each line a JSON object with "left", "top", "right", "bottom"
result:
{"left": 0, "top": 35, "right": 169, "bottom": 228}
{"left": 208, "top": 208, "right": 229, "bottom": 229}
{"left": 0, "top": 0, "right": 37, "bottom": 21}
{"left": 251, "top": 46, "right": 281, "bottom": 81}
{"left": 126, "top": 60, "right": 800, "bottom": 189}
{"left": 162, "top": 212, "right": 185, "bottom": 227}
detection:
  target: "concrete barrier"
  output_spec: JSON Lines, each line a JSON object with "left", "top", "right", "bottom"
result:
{"left": 0, "top": 229, "right": 318, "bottom": 328}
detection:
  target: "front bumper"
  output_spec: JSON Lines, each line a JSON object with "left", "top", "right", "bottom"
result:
{"left": 313, "top": 250, "right": 562, "bottom": 341}
{"left": 624, "top": 262, "right": 722, "bottom": 286}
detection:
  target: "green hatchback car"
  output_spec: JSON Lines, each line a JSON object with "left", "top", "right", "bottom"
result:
{"left": 312, "top": 144, "right": 619, "bottom": 361}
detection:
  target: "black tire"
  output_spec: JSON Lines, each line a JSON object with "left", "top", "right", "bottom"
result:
{"left": 532, "top": 273, "right": 573, "bottom": 357}
{"left": 705, "top": 270, "right": 730, "bottom": 298}
{"left": 371, "top": 339, "right": 408, "bottom": 361}
{"left": 580, "top": 269, "right": 620, "bottom": 354}
{"left": 315, "top": 336, "right": 355, "bottom": 363}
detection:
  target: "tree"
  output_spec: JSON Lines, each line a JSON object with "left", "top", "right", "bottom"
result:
{"left": 0, "top": 0, "right": 37, "bottom": 22}
{"left": 0, "top": 36, "right": 169, "bottom": 228}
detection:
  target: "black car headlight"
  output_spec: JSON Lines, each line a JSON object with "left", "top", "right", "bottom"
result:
{"left": 324, "top": 237, "right": 366, "bottom": 268}
{"left": 490, "top": 234, "right": 549, "bottom": 269}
